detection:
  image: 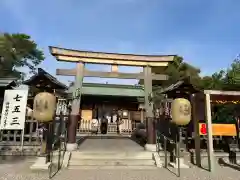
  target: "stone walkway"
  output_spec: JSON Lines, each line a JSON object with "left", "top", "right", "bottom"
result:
{"left": 78, "top": 136, "right": 144, "bottom": 152}
{"left": 1, "top": 159, "right": 240, "bottom": 180}
{"left": 1, "top": 137, "right": 240, "bottom": 180}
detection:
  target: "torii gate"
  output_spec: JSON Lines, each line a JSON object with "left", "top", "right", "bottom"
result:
{"left": 49, "top": 46, "right": 175, "bottom": 151}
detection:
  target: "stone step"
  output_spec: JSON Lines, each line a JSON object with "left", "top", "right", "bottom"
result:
{"left": 68, "top": 165, "right": 158, "bottom": 170}
{"left": 71, "top": 151, "right": 153, "bottom": 160}
{"left": 69, "top": 159, "right": 155, "bottom": 166}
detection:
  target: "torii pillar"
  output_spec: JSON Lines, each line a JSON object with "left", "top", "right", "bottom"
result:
{"left": 67, "top": 62, "right": 84, "bottom": 151}
{"left": 144, "top": 66, "right": 156, "bottom": 151}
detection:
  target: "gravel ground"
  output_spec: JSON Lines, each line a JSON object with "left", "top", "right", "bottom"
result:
{"left": 1, "top": 158, "right": 240, "bottom": 180}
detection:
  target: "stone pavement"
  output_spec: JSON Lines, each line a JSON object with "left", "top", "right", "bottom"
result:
{"left": 77, "top": 136, "right": 144, "bottom": 152}
{"left": 1, "top": 158, "right": 240, "bottom": 180}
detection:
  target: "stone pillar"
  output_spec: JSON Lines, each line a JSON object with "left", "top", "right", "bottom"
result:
{"left": 146, "top": 117, "right": 155, "bottom": 144}
{"left": 143, "top": 66, "right": 155, "bottom": 151}
{"left": 205, "top": 93, "right": 215, "bottom": 172}
{"left": 67, "top": 62, "right": 84, "bottom": 151}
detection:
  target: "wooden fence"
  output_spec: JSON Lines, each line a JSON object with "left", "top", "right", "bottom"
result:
{"left": 0, "top": 116, "right": 42, "bottom": 155}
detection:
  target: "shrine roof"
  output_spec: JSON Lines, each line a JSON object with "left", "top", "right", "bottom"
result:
{"left": 23, "top": 68, "right": 67, "bottom": 90}
{"left": 0, "top": 77, "right": 17, "bottom": 88}
{"left": 156, "top": 77, "right": 200, "bottom": 95}
{"left": 67, "top": 83, "right": 144, "bottom": 97}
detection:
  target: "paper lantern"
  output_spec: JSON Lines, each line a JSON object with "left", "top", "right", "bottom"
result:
{"left": 171, "top": 98, "right": 191, "bottom": 126}
{"left": 33, "top": 92, "right": 56, "bottom": 122}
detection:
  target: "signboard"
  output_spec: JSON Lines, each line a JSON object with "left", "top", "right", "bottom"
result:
{"left": 0, "top": 90, "right": 28, "bottom": 130}
{"left": 199, "top": 123, "right": 237, "bottom": 136}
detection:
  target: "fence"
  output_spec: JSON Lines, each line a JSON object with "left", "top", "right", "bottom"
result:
{"left": 0, "top": 116, "right": 42, "bottom": 155}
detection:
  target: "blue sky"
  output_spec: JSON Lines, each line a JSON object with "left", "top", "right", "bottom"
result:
{"left": 1, "top": 0, "right": 240, "bottom": 85}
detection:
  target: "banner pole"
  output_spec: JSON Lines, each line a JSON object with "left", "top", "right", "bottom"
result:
{"left": 21, "top": 127, "right": 25, "bottom": 152}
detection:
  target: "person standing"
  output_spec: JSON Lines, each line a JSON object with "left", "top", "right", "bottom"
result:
{"left": 112, "top": 109, "right": 119, "bottom": 134}
{"left": 91, "top": 118, "right": 99, "bottom": 134}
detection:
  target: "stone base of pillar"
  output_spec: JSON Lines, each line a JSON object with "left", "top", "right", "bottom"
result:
{"left": 144, "top": 144, "right": 156, "bottom": 152}
{"left": 146, "top": 117, "right": 156, "bottom": 144}
{"left": 66, "top": 143, "right": 78, "bottom": 151}
{"left": 153, "top": 152, "right": 163, "bottom": 168}
{"left": 169, "top": 158, "right": 190, "bottom": 168}
{"left": 67, "top": 115, "right": 80, "bottom": 143}
{"left": 30, "top": 156, "right": 51, "bottom": 170}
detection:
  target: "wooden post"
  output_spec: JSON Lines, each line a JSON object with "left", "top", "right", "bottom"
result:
{"left": 144, "top": 66, "right": 155, "bottom": 144}
{"left": 192, "top": 93, "right": 201, "bottom": 167}
{"left": 67, "top": 62, "right": 84, "bottom": 148}
{"left": 205, "top": 93, "right": 215, "bottom": 172}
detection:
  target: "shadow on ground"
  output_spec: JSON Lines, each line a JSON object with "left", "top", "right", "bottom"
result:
{"left": 0, "top": 155, "right": 35, "bottom": 164}
{"left": 218, "top": 158, "right": 240, "bottom": 171}
{"left": 76, "top": 136, "right": 87, "bottom": 147}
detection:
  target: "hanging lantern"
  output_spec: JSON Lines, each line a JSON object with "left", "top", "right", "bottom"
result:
{"left": 33, "top": 92, "right": 56, "bottom": 122}
{"left": 171, "top": 98, "right": 191, "bottom": 126}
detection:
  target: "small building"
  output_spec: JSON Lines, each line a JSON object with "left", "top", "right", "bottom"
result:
{"left": 23, "top": 68, "right": 69, "bottom": 114}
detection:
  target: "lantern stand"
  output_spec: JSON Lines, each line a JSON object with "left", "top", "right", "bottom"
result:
{"left": 168, "top": 98, "right": 191, "bottom": 170}
{"left": 30, "top": 91, "right": 57, "bottom": 170}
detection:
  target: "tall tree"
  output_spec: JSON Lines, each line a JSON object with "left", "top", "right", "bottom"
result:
{"left": 223, "top": 55, "right": 240, "bottom": 90}
{"left": 162, "top": 56, "right": 202, "bottom": 88}
{"left": 201, "top": 70, "right": 225, "bottom": 90}
{"left": 0, "top": 33, "right": 44, "bottom": 79}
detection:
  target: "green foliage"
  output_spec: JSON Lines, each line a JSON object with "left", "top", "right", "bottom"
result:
{"left": 212, "top": 104, "right": 236, "bottom": 123}
{"left": 161, "top": 55, "right": 240, "bottom": 91}
{"left": 200, "top": 70, "right": 225, "bottom": 90}
{"left": 0, "top": 33, "right": 44, "bottom": 79}
{"left": 162, "top": 55, "right": 202, "bottom": 88}
{"left": 223, "top": 57, "right": 240, "bottom": 90}
{"left": 157, "top": 55, "right": 240, "bottom": 124}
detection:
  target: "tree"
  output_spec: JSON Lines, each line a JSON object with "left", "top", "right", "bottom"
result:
{"left": 0, "top": 33, "right": 44, "bottom": 79}
{"left": 162, "top": 56, "right": 202, "bottom": 88}
{"left": 222, "top": 55, "right": 240, "bottom": 90}
{"left": 201, "top": 70, "right": 225, "bottom": 90}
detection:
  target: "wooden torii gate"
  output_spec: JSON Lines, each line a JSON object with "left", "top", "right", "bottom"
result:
{"left": 49, "top": 46, "right": 175, "bottom": 151}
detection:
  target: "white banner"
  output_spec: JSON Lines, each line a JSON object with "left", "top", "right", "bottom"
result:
{"left": 0, "top": 89, "right": 28, "bottom": 130}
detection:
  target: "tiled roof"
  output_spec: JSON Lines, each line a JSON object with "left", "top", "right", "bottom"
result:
{"left": 0, "top": 77, "right": 17, "bottom": 87}
{"left": 23, "top": 68, "right": 67, "bottom": 89}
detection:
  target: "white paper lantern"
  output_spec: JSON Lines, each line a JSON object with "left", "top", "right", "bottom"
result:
{"left": 33, "top": 92, "right": 56, "bottom": 122}
{"left": 171, "top": 98, "right": 191, "bottom": 126}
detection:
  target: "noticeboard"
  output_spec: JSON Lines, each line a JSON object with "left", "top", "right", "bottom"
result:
{"left": 0, "top": 90, "right": 28, "bottom": 130}
{"left": 199, "top": 123, "right": 237, "bottom": 136}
